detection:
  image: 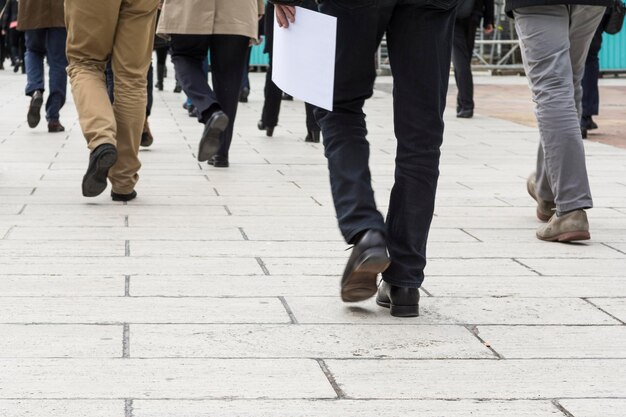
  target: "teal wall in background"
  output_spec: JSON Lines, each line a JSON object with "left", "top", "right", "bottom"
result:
{"left": 600, "top": 29, "right": 626, "bottom": 71}
{"left": 250, "top": 39, "right": 270, "bottom": 67}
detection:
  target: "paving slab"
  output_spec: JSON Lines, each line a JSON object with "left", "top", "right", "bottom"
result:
{"left": 0, "top": 400, "right": 123, "bottom": 417}
{"left": 325, "top": 359, "right": 626, "bottom": 399}
{"left": 558, "top": 399, "right": 626, "bottom": 417}
{"left": 132, "top": 399, "right": 562, "bottom": 416}
{"left": 0, "top": 359, "right": 335, "bottom": 399}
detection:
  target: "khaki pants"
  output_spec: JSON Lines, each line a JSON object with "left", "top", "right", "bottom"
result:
{"left": 65, "top": 0, "right": 158, "bottom": 194}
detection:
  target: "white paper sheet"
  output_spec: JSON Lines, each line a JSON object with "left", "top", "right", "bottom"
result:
{"left": 272, "top": 7, "right": 337, "bottom": 112}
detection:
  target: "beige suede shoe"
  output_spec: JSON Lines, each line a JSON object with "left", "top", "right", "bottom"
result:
{"left": 527, "top": 173, "right": 556, "bottom": 222}
{"left": 536, "top": 209, "right": 590, "bottom": 242}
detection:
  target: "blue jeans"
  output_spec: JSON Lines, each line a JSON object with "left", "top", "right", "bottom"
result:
{"left": 24, "top": 28, "right": 68, "bottom": 122}
{"left": 315, "top": 0, "right": 456, "bottom": 288}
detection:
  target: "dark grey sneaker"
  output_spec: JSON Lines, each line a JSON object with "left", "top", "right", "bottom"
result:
{"left": 341, "top": 230, "right": 390, "bottom": 303}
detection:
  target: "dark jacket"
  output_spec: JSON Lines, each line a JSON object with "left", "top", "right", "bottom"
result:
{"left": 1, "top": 0, "right": 18, "bottom": 30}
{"left": 506, "top": 0, "right": 612, "bottom": 14}
{"left": 17, "top": 0, "right": 65, "bottom": 31}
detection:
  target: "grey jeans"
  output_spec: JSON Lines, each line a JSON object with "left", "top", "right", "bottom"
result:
{"left": 514, "top": 5, "right": 605, "bottom": 214}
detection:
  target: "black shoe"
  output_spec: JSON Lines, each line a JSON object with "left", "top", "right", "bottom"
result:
{"left": 27, "top": 91, "right": 44, "bottom": 128}
{"left": 282, "top": 93, "right": 293, "bottom": 101}
{"left": 208, "top": 155, "right": 229, "bottom": 168}
{"left": 82, "top": 143, "right": 117, "bottom": 197}
{"left": 239, "top": 87, "right": 250, "bottom": 103}
{"left": 305, "top": 130, "right": 320, "bottom": 143}
{"left": 174, "top": 83, "right": 182, "bottom": 93}
{"left": 341, "top": 230, "right": 390, "bottom": 303}
{"left": 111, "top": 190, "right": 137, "bottom": 202}
{"left": 582, "top": 127, "right": 588, "bottom": 139}
{"left": 155, "top": 81, "right": 164, "bottom": 91}
{"left": 188, "top": 104, "right": 197, "bottom": 118}
{"left": 456, "top": 109, "right": 473, "bottom": 119}
{"left": 198, "top": 110, "right": 229, "bottom": 162}
{"left": 47, "top": 121, "right": 65, "bottom": 133}
{"left": 376, "top": 281, "right": 420, "bottom": 317}
{"left": 141, "top": 119, "right": 153, "bottom": 147}
{"left": 257, "top": 120, "right": 275, "bottom": 137}
{"left": 581, "top": 115, "right": 598, "bottom": 131}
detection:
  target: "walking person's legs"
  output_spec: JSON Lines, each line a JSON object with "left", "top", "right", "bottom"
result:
{"left": 451, "top": 17, "right": 476, "bottom": 118}
{"left": 45, "top": 27, "right": 68, "bottom": 132}
{"left": 24, "top": 29, "right": 46, "bottom": 128}
{"left": 515, "top": 5, "right": 604, "bottom": 241}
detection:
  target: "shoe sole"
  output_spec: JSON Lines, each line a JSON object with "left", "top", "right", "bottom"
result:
{"left": 341, "top": 249, "right": 390, "bottom": 303}
{"left": 82, "top": 149, "right": 117, "bottom": 197}
{"left": 376, "top": 298, "right": 419, "bottom": 318}
{"left": 537, "top": 230, "right": 591, "bottom": 242}
{"left": 198, "top": 113, "right": 229, "bottom": 162}
{"left": 141, "top": 132, "right": 153, "bottom": 147}
{"left": 27, "top": 95, "right": 43, "bottom": 128}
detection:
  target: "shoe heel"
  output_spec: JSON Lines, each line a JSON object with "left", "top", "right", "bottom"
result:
{"left": 390, "top": 304, "right": 419, "bottom": 318}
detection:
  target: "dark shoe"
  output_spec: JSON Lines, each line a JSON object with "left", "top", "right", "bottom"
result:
{"left": 257, "top": 120, "right": 275, "bottom": 137}
{"left": 111, "top": 190, "right": 137, "bottom": 202}
{"left": 208, "top": 155, "right": 229, "bottom": 168}
{"left": 27, "top": 91, "right": 44, "bottom": 128}
{"left": 183, "top": 101, "right": 190, "bottom": 110}
{"left": 188, "top": 104, "right": 198, "bottom": 118}
{"left": 376, "top": 281, "right": 420, "bottom": 318}
{"left": 341, "top": 230, "right": 390, "bottom": 303}
{"left": 141, "top": 119, "right": 153, "bottom": 147}
{"left": 581, "top": 115, "right": 598, "bottom": 131}
{"left": 47, "top": 121, "right": 65, "bottom": 133}
{"left": 456, "top": 109, "right": 473, "bottom": 119}
{"left": 305, "top": 130, "right": 320, "bottom": 143}
{"left": 174, "top": 83, "right": 182, "bottom": 93}
{"left": 82, "top": 144, "right": 117, "bottom": 197}
{"left": 155, "top": 81, "right": 164, "bottom": 91}
{"left": 581, "top": 127, "right": 588, "bottom": 139}
{"left": 282, "top": 93, "right": 293, "bottom": 101}
{"left": 198, "top": 110, "right": 229, "bottom": 162}
{"left": 156, "top": 64, "right": 165, "bottom": 91}
{"left": 239, "top": 87, "right": 250, "bottom": 103}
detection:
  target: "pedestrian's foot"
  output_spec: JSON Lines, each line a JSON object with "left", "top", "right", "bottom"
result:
{"left": 581, "top": 115, "right": 598, "bottom": 131}
{"left": 536, "top": 209, "right": 590, "bottom": 242}
{"left": 82, "top": 144, "right": 117, "bottom": 197}
{"left": 198, "top": 110, "right": 229, "bottom": 162}
{"left": 208, "top": 155, "right": 229, "bottom": 168}
{"left": 155, "top": 81, "right": 164, "bottom": 91}
{"left": 48, "top": 121, "right": 65, "bottom": 133}
{"left": 111, "top": 190, "right": 137, "bottom": 202}
{"left": 526, "top": 172, "right": 555, "bottom": 222}
{"left": 188, "top": 104, "right": 197, "bottom": 118}
{"left": 141, "top": 119, "right": 153, "bottom": 147}
{"left": 456, "top": 109, "right": 473, "bottom": 118}
{"left": 305, "top": 130, "right": 320, "bottom": 143}
{"left": 257, "top": 120, "right": 274, "bottom": 137}
{"left": 341, "top": 230, "right": 390, "bottom": 303}
{"left": 376, "top": 281, "right": 420, "bottom": 317}
{"left": 27, "top": 91, "right": 44, "bottom": 128}
{"left": 174, "top": 83, "right": 182, "bottom": 93}
{"left": 239, "top": 87, "right": 250, "bottom": 103}
{"left": 581, "top": 127, "right": 588, "bottom": 139}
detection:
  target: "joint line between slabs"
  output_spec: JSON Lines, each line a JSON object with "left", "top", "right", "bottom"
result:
{"left": 316, "top": 359, "right": 345, "bottom": 399}
{"left": 459, "top": 228, "right": 482, "bottom": 242}
{"left": 238, "top": 227, "right": 249, "bottom": 241}
{"left": 124, "top": 216, "right": 129, "bottom": 227}
{"left": 17, "top": 204, "right": 26, "bottom": 215}
{"left": 125, "top": 275, "right": 131, "bottom": 297}
{"left": 581, "top": 298, "right": 626, "bottom": 325}
{"left": 125, "top": 241, "right": 131, "bottom": 257}
{"left": 2, "top": 226, "right": 15, "bottom": 240}
{"left": 511, "top": 258, "right": 542, "bottom": 276}
{"left": 30, "top": 187, "right": 37, "bottom": 195}
{"left": 464, "top": 325, "right": 503, "bottom": 359}
{"left": 552, "top": 399, "right": 576, "bottom": 417}
{"left": 601, "top": 242, "right": 626, "bottom": 256}
{"left": 278, "top": 296, "right": 299, "bottom": 324}
{"left": 256, "top": 257, "right": 270, "bottom": 275}
{"left": 123, "top": 324, "right": 130, "bottom": 358}
{"left": 224, "top": 205, "right": 232, "bottom": 216}
{"left": 125, "top": 398, "right": 133, "bottom": 417}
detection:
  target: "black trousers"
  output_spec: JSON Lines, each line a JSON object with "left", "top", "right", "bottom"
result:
{"left": 452, "top": 17, "right": 477, "bottom": 112}
{"left": 581, "top": 16, "right": 608, "bottom": 118}
{"left": 316, "top": 0, "right": 455, "bottom": 288}
{"left": 170, "top": 34, "right": 249, "bottom": 158}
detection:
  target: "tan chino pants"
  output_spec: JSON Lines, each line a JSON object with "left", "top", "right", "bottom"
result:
{"left": 65, "top": 0, "right": 158, "bottom": 194}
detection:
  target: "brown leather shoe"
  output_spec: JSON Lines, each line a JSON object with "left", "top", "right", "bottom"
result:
{"left": 48, "top": 121, "right": 65, "bottom": 133}
{"left": 536, "top": 209, "right": 590, "bottom": 242}
{"left": 527, "top": 173, "right": 555, "bottom": 222}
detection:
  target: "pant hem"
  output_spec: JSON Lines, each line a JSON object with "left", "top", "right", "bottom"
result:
{"left": 381, "top": 276, "right": 423, "bottom": 289}
{"left": 557, "top": 200, "right": 593, "bottom": 214}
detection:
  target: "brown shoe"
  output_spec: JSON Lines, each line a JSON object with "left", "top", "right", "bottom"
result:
{"left": 141, "top": 119, "right": 153, "bottom": 147}
{"left": 48, "top": 121, "right": 65, "bottom": 133}
{"left": 527, "top": 173, "right": 555, "bottom": 222}
{"left": 536, "top": 209, "right": 590, "bottom": 242}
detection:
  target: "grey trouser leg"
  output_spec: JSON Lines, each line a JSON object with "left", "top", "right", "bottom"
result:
{"left": 514, "top": 5, "right": 605, "bottom": 214}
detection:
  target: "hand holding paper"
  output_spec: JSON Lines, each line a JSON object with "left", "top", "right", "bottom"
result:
{"left": 272, "top": 6, "right": 337, "bottom": 111}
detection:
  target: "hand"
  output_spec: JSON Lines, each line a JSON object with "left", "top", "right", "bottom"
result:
{"left": 275, "top": 5, "right": 296, "bottom": 28}
{"left": 484, "top": 24, "right": 494, "bottom": 35}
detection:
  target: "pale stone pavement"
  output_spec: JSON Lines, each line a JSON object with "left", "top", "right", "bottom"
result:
{"left": 0, "top": 68, "right": 625, "bottom": 417}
